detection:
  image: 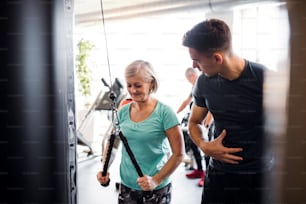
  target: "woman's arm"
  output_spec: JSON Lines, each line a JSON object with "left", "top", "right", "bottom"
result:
{"left": 137, "top": 125, "right": 184, "bottom": 191}
{"left": 154, "top": 125, "right": 184, "bottom": 184}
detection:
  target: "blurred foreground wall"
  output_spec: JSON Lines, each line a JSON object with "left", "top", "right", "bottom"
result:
{"left": 0, "top": 0, "right": 77, "bottom": 203}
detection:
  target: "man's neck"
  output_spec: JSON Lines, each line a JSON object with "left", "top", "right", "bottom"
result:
{"left": 219, "top": 54, "right": 245, "bottom": 80}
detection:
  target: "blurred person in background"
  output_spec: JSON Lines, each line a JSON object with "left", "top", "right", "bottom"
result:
{"left": 177, "top": 68, "right": 213, "bottom": 187}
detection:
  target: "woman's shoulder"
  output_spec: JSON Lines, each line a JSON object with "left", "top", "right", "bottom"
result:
{"left": 118, "top": 102, "right": 131, "bottom": 115}
{"left": 155, "top": 100, "right": 175, "bottom": 114}
{"left": 155, "top": 100, "right": 179, "bottom": 126}
{"left": 156, "top": 100, "right": 170, "bottom": 109}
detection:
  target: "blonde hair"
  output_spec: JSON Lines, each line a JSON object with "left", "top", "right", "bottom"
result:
{"left": 125, "top": 60, "right": 159, "bottom": 93}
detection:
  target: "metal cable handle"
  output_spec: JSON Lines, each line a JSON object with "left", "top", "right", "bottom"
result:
{"left": 100, "top": 132, "right": 115, "bottom": 187}
{"left": 101, "top": 91, "right": 144, "bottom": 187}
{"left": 118, "top": 131, "right": 143, "bottom": 177}
{"left": 101, "top": 130, "right": 145, "bottom": 187}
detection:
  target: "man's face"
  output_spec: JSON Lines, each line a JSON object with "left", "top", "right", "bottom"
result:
{"left": 188, "top": 48, "right": 219, "bottom": 77}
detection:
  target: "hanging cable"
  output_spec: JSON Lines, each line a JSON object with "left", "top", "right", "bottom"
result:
{"left": 99, "top": 0, "right": 112, "bottom": 87}
{"left": 98, "top": 0, "right": 146, "bottom": 190}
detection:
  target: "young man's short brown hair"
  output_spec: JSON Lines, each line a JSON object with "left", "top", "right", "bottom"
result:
{"left": 182, "top": 18, "right": 232, "bottom": 55}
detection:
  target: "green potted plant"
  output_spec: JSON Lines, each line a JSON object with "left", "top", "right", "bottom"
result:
{"left": 75, "top": 39, "right": 95, "bottom": 103}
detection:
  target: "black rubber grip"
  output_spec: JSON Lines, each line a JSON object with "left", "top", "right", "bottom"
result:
{"left": 100, "top": 179, "right": 110, "bottom": 187}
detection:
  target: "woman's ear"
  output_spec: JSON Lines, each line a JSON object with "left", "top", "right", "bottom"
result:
{"left": 213, "top": 53, "right": 223, "bottom": 64}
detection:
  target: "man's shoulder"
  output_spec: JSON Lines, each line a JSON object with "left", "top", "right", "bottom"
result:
{"left": 247, "top": 60, "right": 268, "bottom": 72}
{"left": 197, "top": 73, "right": 218, "bottom": 82}
{"left": 246, "top": 60, "right": 267, "bottom": 85}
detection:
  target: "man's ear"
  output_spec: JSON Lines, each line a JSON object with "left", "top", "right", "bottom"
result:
{"left": 213, "top": 53, "right": 223, "bottom": 64}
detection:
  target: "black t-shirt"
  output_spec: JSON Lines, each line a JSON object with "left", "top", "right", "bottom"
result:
{"left": 193, "top": 60, "right": 273, "bottom": 173}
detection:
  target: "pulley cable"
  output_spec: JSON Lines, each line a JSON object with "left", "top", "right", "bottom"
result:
{"left": 98, "top": 0, "right": 146, "bottom": 190}
{"left": 99, "top": 0, "right": 113, "bottom": 88}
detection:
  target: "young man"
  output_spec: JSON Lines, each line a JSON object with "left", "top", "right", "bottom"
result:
{"left": 182, "top": 18, "right": 273, "bottom": 204}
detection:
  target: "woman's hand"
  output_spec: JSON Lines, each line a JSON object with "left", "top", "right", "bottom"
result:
{"left": 137, "top": 175, "right": 158, "bottom": 191}
{"left": 96, "top": 171, "right": 110, "bottom": 186}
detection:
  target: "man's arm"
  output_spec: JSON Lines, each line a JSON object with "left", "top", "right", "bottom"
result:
{"left": 188, "top": 104, "right": 243, "bottom": 164}
{"left": 188, "top": 104, "right": 208, "bottom": 145}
